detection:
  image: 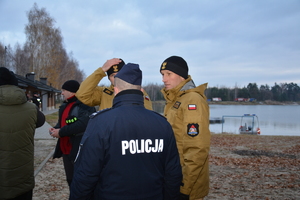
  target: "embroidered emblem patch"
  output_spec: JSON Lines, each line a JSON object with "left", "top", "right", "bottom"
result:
{"left": 187, "top": 123, "right": 199, "bottom": 137}
{"left": 161, "top": 62, "right": 167, "bottom": 70}
{"left": 188, "top": 104, "right": 197, "bottom": 110}
{"left": 173, "top": 101, "right": 181, "bottom": 109}
{"left": 103, "top": 88, "right": 113, "bottom": 95}
{"left": 112, "top": 65, "right": 119, "bottom": 72}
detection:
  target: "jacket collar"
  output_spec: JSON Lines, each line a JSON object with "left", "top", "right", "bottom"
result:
{"left": 113, "top": 89, "right": 144, "bottom": 108}
{"left": 64, "top": 95, "right": 77, "bottom": 103}
{"left": 161, "top": 76, "right": 208, "bottom": 102}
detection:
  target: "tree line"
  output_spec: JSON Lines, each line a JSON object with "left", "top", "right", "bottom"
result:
{"left": 143, "top": 82, "right": 300, "bottom": 102}
{"left": 0, "top": 3, "right": 84, "bottom": 89}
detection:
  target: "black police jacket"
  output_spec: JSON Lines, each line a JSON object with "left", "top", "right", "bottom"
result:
{"left": 70, "top": 90, "right": 182, "bottom": 200}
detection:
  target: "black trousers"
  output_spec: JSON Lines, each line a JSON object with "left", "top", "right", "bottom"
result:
{"left": 9, "top": 189, "right": 33, "bottom": 200}
{"left": 62, "top": 154, "right": 74, "bottom": 187}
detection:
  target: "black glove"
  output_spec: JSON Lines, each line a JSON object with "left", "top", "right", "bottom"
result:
{"left": 179, "top": 193, "right": 189, "bottom": 200}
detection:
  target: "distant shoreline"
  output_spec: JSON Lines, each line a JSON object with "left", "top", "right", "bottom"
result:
{"left": 153, "top": 100, "right": 300, "bottom": 106}
{"left": 208, "top": 100, "right": 300, "bottom": 105}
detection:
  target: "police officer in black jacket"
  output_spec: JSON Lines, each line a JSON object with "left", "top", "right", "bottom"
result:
{"left": 70, "top": 63, "right": 182, "bottom": 200}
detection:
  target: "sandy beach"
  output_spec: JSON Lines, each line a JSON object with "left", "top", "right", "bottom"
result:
{"left": 33, "top": 133, "right": 300, "bottom": 200}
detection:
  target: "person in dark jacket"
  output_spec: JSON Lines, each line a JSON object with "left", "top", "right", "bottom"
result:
{"left": 49, "top": 80, "right": 96, "bottom": 189}
{"left": 31, "top": 92, "right": 41, "bottom": 109}
{"left": 0, "top": 67, "right": 45, "bottom": 200}
{"left": 70, "top": 63, "right": 182, "bottom": 200}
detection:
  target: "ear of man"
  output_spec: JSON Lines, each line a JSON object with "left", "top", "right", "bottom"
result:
{"left": 114, "top": 86, "right": 120, "bottom": 96}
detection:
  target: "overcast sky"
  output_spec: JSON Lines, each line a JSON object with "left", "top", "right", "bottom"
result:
{"left": 1, "top": 0, "right": 300, "bottom": 88}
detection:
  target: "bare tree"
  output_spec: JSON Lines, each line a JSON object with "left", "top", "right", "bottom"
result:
{"left": 25, "top": 3, "right": 55, "bottom": 75}
{"left": 0, "top": 43, "right": 5, "bottom": 67}
{"left": 0, "top": 43, "right": 14, "bottom": 70}
{"left": 23, "top": 3, "right": 84, "bottom": 88}
{"left": 13, "top": 43, "right": 31, "bottom": 75}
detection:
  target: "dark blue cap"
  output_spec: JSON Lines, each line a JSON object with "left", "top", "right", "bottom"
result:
{"left": 114, "top": 63, "right": 142, "bottom": 85}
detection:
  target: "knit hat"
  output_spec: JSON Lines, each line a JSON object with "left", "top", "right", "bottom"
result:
{"left": 62, "top": 80, "right": 80, "bottom": 93}
{"left": 114, "top": 63, "right": 142, "bottom": 85}
{"left": 160, "top": 56, "right": 188, "bottom": 79}
{"left": 0, "top": 67, "right": 18, "bottom": 86}
{"left": 106, "top": 59, "right": 125, "bottom": 77}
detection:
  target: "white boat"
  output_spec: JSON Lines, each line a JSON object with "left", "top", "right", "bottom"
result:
{"left": 239, "top": 114, "right": 261, "bottom": 135}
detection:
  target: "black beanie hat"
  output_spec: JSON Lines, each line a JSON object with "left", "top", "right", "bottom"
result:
{"left": 114, "top": 63, "right": 142, "bottom": 85}
{"left": 160, "top": 56, "right": 188, "bottom": 79}
{"left": 0, "top": 67, "right": 18, "bottom": 86}
{"left": 62, "top": 80, "right": 80, "bottom": 93}
{"left": 106, "top": 59, "right": 125, "bottom": 77}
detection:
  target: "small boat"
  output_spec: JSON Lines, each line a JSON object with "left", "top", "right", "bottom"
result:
{"left": 209, "top": 117, "right": 224, "bottom": 124}
{"left": 239, "top": 114, "right": 261, "bottom": 135}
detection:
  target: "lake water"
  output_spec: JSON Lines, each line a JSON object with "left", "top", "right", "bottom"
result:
{"left": 153, "top": 103, "right": 300, "bottom": 136}
{"left": 209, "top": 105, "right": 300, "bottom": 136}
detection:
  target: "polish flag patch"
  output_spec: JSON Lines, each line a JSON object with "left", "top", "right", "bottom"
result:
{"left": 188, "top": 104, "right": 197, "bottom": 110}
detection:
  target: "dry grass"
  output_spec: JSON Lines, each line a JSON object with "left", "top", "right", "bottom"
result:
{"left": 207, "top": 134, "right": 300, "bottom": 199}
{"left": 45, "top": 112, "right": 59, "bottom": 127}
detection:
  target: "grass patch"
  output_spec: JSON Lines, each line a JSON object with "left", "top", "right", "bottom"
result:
{"left": 45, "top": 112, "right": 59, "bottom": 127}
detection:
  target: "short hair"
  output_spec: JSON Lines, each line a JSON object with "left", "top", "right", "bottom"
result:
{"left": 114, "top": 77, "right": 141, "bottom": 92}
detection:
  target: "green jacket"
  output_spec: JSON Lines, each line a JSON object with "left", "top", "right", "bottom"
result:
{"left": 76, "top": 67, "right": 153, "bottom": 110}
{"left": 161, "top": 76, "right": 210, "bottom": 199}
{"left": 0, "top": 85, "right": 45, "bottom": 199}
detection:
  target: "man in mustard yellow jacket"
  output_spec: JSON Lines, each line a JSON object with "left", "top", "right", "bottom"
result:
{"left": 160, "top": 56, "right": 210, "bottom": 200}
{"left": 76, "top": 58, "right": 152, "bottom": 110}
